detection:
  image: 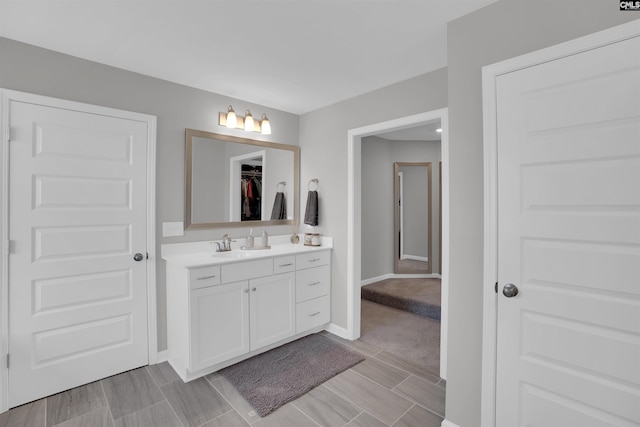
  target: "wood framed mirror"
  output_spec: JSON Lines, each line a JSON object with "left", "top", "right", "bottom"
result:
{"left": 185, "top": 129, "right": 299, "bottom": 230}
{"left": 394, "top": 162, "right": 432, "bottom": 274}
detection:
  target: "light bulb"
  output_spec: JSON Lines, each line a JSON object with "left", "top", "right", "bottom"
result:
{"left": 244, "top": 110, "right": 254, "bottom": 132}
{"left": 226, "top": 106, "right": 237, "bottom": 128}
{"left": 260, "top": 114, "right": 271, "bottom": 135}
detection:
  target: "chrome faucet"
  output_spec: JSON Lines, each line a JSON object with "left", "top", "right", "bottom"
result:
{"left": 214, "top": 234, "right": 235, "bottom": 252}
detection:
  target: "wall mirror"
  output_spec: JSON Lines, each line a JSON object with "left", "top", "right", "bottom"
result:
{"left": 185, "top": 129, "right": 299, "bottom": 229}
{"left": 394, "top": 162, "right": 432, "bottom": 274}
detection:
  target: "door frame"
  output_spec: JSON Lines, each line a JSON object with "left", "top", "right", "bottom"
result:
{"left": 480, "top": 19, "right": 640, "bottom": 427}
{"left": 346, "top": 108, "right": 449, "bottom": 379}
{"left": 0, "top": 89, "right": 158, "bottom": 413}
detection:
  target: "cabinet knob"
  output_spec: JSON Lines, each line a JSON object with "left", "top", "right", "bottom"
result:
{"left": 252, "top": 287, "right": 257, "bottom": 292}
{"left": 243, "top": 289, "right": 249, "bottom": 293}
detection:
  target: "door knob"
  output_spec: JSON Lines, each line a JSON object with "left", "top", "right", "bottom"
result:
{"left": 133, "top": 253, "right": 144, "bottom": 262}
{"left": 502, "top": 283, "right": 519, "bottom": 298}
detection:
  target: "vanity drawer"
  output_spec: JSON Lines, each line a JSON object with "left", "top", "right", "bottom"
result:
{"left": 296, "top": 251, "right": 330, "bottom": 270}
{"left": 274, "top": 256, "right": 296, "bottom": 274}
{"left": 222, "top": 258, "right": 273, "bottom": 283}
{"left": 189, "top": 265, "right": 221, "bottom": 290}
{"left": 296, "top": 265, "right": 330, "bottom": 303}
{"left": 296, "top": 295, "right": 330, "bottom": 333}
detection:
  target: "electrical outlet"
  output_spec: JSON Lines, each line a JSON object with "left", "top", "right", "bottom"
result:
{"left": 163, "top": 221, "right": 184, "bottom": 237}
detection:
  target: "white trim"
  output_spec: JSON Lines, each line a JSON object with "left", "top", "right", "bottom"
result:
{"left": 441, "top": 420, "right": 461, "bottom": 427}
{"left": 480, "top": 20, "right": 640, "bottom": 427}
{"left": 324, "top": 323, "right": 350, "bottom": 340}
{"left": 401, "top": 254, "right": 428, "bottom": 262}
{"left": 347, "top": 109, "right": 450, "bottom": 379}
{"left": 0, "top": 92, "right": 10, "bottom": 413}
{"left": 360, "top": 273, "right": 441, "bottom": 287}
{"left": 0, "top": 89, "right": 158, "bottom": 412}
{"left": 146, "top": 113, "right": 158, "bottom": 365}
{"left": 155, "top": 350, "right": 169, "bottom": 364}
{"left": 229, "top": 149, "right": 266, "bottom": 221}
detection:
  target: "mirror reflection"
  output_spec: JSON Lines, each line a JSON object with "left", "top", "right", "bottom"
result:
{"left": 394, "top": 162, "right": 432, "bottom": 274}
{"left": 185, "top": 129, "right": 299, "bottom": 229}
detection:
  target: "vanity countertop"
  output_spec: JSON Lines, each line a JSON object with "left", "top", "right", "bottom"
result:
{"left": 161, "top": 234, "right": 332, "bottom": 269}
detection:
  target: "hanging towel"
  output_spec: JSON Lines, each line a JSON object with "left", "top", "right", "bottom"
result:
{"left": 270, "top": 192, "right": 287, "bottom": 220}
{"left": 304, "top": 190, "right": 319, "bottom": 226}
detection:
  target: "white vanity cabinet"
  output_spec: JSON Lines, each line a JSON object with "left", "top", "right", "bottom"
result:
{"left": 163, "top": 243, "right": 331, "bottom": 382}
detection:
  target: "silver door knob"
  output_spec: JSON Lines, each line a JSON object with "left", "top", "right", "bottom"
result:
{"left": 502, "top": 283, "right": 519, "bottom": 298}
{"left": 133, "top": 253, "right": 144, "bottom": 262}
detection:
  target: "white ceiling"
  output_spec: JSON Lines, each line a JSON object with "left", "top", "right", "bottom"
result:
{"left": 0, "top": 0, "right": 498, "bottom": 114}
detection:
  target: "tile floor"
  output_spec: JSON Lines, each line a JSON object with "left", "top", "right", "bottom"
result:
{"left": 0, "top": 332, "right": 445, "bottom": 427}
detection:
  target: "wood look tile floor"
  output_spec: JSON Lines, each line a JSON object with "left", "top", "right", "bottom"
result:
{"left": 0, "top": 332, "right": 445, "bottom": 427}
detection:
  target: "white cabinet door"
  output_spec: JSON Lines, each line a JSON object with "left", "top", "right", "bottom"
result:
{"left": 190, "top": 281, "right": 249, "bottom": 371}
{"left": 495, "top": 35, "right": 640, "bottom": 426}
{"left": 250, "top": 273, "right": 295, "bottom": 350}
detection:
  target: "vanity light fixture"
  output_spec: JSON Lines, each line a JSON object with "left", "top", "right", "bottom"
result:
{"left": 219, "top": 105, "right": 272, "bottom": 134}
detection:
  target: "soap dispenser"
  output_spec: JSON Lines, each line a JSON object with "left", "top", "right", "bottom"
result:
{"left": 261, "top": 229, "right": 269, "bottom": 247}
{"left": 246, "top": 228, "right": 254, "bottom": 248}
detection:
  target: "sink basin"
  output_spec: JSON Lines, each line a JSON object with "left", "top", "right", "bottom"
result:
{"left": 211, "top": 251, "right": 256, "bottom": 259}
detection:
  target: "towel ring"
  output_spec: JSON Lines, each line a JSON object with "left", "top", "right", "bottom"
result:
{"left": 308, "top": 178, "right": 319, "bottom": 191}
{"left": 277, "top": 181, "right": 286, "bottom": 192}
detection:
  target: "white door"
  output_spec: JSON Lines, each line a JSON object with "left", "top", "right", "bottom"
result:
{"left": 8, "top": 100, "right": 150, "bottom": 407}
{"left": 496, "top": 35, "right": 640, "bottom": 426}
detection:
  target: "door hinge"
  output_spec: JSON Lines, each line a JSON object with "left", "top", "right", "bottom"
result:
{"left": 6, "top": 354, "right": 9, "bottom": 369}
{"left": 495, "top": 282, "right": 498, "bottom": 294}
{"left": 6, "top": 127, "right": 13, "bottom": 142}
{"left": 4, "top": 240, "right": 13, "bottom": 255}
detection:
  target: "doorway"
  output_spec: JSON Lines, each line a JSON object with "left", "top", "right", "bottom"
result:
{"left": 347, "top": 108, "right": 449, "bottom": 379}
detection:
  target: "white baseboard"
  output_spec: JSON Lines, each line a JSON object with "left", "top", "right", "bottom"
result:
{"left": 324, "top": 323, "right": 350, "bottom": 339}
{"left": 360, "top": 273, "right": 394, "bottom": 286}
{"left": 401, "top": 254, "right": 428, "bottom": 262}
{"left": 155, "top": 350, "right": 168, "bottom": 363}
{"left": 441, "top": 420, "right": 460, "bottom": 427}
{"left": 361, "top": 272, "right": 442, "bottom": 286}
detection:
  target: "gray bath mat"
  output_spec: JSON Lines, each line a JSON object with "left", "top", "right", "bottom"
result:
{"left": 219, "top": 333, "right": 364, "bottom": 417}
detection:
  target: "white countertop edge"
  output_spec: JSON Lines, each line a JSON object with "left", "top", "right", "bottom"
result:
{"left": 161, "top": 234, "right": 333, "bottom": 268}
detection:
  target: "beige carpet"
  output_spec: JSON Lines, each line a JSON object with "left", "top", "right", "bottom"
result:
{"left": 360, "top": 299, "right": 440, "bottom": 374}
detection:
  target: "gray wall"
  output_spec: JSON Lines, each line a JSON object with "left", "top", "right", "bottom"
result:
{"left": 361, "top": 137, "right": 441, "bottom": 280}
{"left": 299, "top": 67, "right": 448, "bottom": 328}
{"left": 445, "top": 2, "right": 638, "bottom": 426}
{"left": 0, "top": 37, "right": 300, "bottom": 351}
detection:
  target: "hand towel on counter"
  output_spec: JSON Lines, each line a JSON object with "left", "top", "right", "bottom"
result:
{"left": 304, "top": 190, "right": 319, "bottom": 226}
{"left": 270, "top": 192, "right": 287, "bottom": 220}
